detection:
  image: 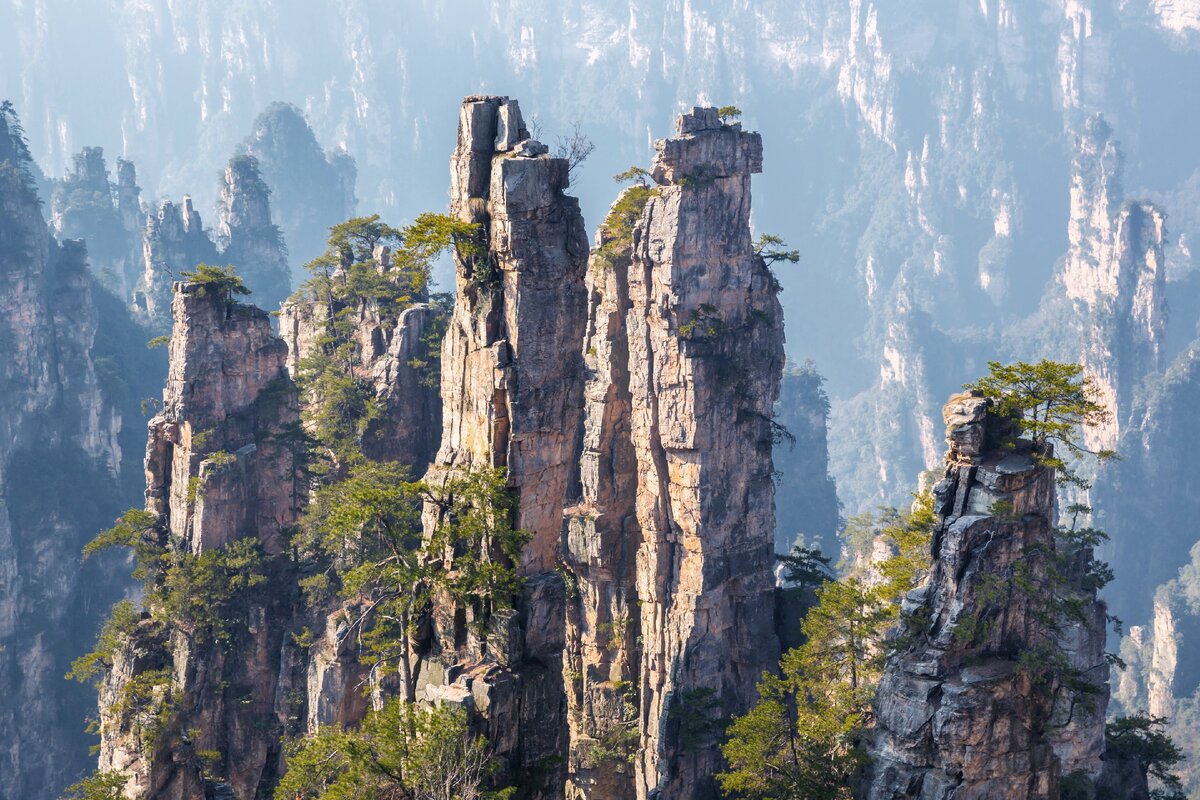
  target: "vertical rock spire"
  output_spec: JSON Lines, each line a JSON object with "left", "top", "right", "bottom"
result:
{"left": 1061, "top": 115, "right": 1167, "bottom": 452}
{"left": 627, "top": 107, "right": 784, "bottom": 800}
{"left": 415, "top": 95, "right": 589, "bottom": 789}
{"left": 99, "top": 283, "right": 300, "bottom": 798}
{"left": 216, "top": 154, "right": 291, "bottom": 312}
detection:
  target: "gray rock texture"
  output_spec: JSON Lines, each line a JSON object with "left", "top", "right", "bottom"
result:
{"left": 861, "top": 392, "right": 1125, "bottom": 800}
{"left": 627, "top": 108, "right": 784, "bottom": 800}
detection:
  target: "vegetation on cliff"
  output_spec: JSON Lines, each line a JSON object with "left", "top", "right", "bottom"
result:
{"left": 718, "top": 496, "right": 934, "bottom": 799}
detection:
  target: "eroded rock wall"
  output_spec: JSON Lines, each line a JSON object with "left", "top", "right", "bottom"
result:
{"left": 414, "top": 94, "right": 588, "bottom": 793}
{"left": 216, "top": 154, "right": 291, "bottom": 313}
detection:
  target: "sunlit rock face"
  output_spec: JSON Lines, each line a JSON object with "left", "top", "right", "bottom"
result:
{"left": 414, "top": 95, "right": 589, "bottom": 794}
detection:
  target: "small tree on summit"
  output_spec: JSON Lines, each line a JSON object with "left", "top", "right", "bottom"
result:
{"left": 180, "top": 263, "right": 251, "bottom": 302}
{"left": 964, "top": 359, "right": 1116, "bottom": 488}
{"left": 717, "top": 105, "right": 743, "bottom": 121}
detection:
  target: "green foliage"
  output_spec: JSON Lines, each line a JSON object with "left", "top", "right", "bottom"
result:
{"left": 950, "top": 497, "right": 1117, "bottom": 731}
{"left": 670, "top": 687, "right": 722, "bottom": 753}
{"left": 719, "top": 496, "right": 935, "bottom": 799}
{"left": 276, "top": 700, "right": 505, "bottom": 800}
{"left": 157, "top": 538, "right": 268, "bottom": 647}
{"left": 678, "top": 303, "right": 725, "bottom": 339}
{"left": 146, "top": 335, "right": 170, "bottom": 349}
{"left": 83, "top": 509, "right": 165, "bottom": 582}
{"left": 717, "top": 105, "right": 742, "bottom": 121}
{"left": 295, "top": 214, "right": 472, "bottom": 463}
{"left": 58, "top": 771, "right": 126, "bottom": 800}
{"left": 297, "top": 461, "right": 529, "bottom": 697}
{"left": 594, "top": 183, "right": 653, "bottom": 271}
{"left": 964, "top": 359, "right": 1116, "bottom": 487}
{"left": 754, "top": 233, "right": 800, "bottom": 267}
{"left": 1106, "top": 715, "right": 1187, "bottom": 800}
{"left": 612, "top": 165, "right": 651, "bottom": 187}
{"left": 67, "top": 600, "right": 140, "bottom": 686}
{"left": 108, "top": 667, "right": 176, "bottom": 753}
{"left": 586, "top": 682, "right": 639, "bottom": 769}
{"left": 181, "top": 263, "right": 251, "bottom": 300}
{"left": 776, "top": 543, "right": 833, "bottom": 589}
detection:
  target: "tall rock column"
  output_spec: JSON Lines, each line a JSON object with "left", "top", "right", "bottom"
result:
{"left": 216, "top": 154, "right": 292, "bottom": 312}
{"left": 133, "top": 198, "right": 219, "bottom": 332}
{"left": 627, "top": 107, "right": 784, "bottom": 800}
{"left": 1060, "top": 115, "right": 1167, "bottom": 452}
{"left": 99, "top": 282, "right": 300, "bottom": 799}
{"left": 862, "top": 392, "right": 1117, "bottom": 800}
{"left": 562, "top": 188, "right": 646, "bottom": 799}
{"left": 416, "top": 95, "right": 588, "bottom": 790}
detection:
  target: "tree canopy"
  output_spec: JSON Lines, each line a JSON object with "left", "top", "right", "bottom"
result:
{"left": 964, "top": 359, "right": 1115, "bottom": 487}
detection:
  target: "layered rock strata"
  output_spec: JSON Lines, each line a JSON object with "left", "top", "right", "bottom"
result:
{"left": 414, "top": 95, "right": 588, "bottom": 790}
{"left": 862, "top": 392, "right": 1125, "bottom": 800}
{"left": 626, "top": 107, "right": 784, "bottom": 800}
{"left": 98, "top": 282, "right": 300, "bottom": 798}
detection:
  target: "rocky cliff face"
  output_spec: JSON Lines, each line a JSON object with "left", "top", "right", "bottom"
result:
{"left": 215, "top": 154, "right": 291, "bottom": 313}
{"left": 774, "top": 362, "right": 841, "bottom": 553}
{"left": 1058, "top": 115, "right": 1168, "bottom": 452}
{"left": 625, "top": 107, "right": 784, "bottom": 800}
{"left": 277, "top": 248, "right": 443, "bottom": 468}
{"left": 98, "top": 282, "right": 300, "bottom": 798}
{"left": 410, "top": 94, "right": 588, "bottom": 792}
{"left": 862, "top": 392, "right": 1128, "bottom": 800}
{"left": 0, "top": 105, "right": 163, "bottom": 800}
{"left": 49, "top": 146, "right": 145, "bottom": 298}
{"left": 240, "top": 102, "right": 357, "bottom": 280}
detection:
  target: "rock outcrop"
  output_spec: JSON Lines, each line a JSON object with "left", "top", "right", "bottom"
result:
{"left": 862, "top": 392, "right": 1125, "bottom": 800}
{"left": 625, "top": 107, "right": 783, "bottom": 800}
{"left": 49, "top": 146, "right": 145, "bottom": 298}
{"left": 278, "top": 248, "right": 443, "bottom": 469}
{"left": 240, "top": 102, "right": 357, "bottom": 281}
{"left": 215, "top": 154, "right": 291, "bottom": 313}
{"left": 561, "top": 186, "right": 645, "bottom": 799}
{"left": 133, "top": 198, "right": 219, "bottom": 332}
{"left": 773, "top": 362, "right": 841, "bottom": 553}
{"left": 1060, "top": 115, "right": 1167, "bottom": 453}
{"left": 98, "top": 281, "right": 300, "bottom": 798}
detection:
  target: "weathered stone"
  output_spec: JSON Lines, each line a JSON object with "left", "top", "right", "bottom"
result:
{"left": 417, "top": 94, "right": 588, "bottom": 795}
{"left": 861, "top": 394, "right": 1129, "bottom": 800}
{"left": 99, "top": 282, "right": 301, "bottom": 798}
{"left": 627, "top": 107, "right": 783, "bottom": 800}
